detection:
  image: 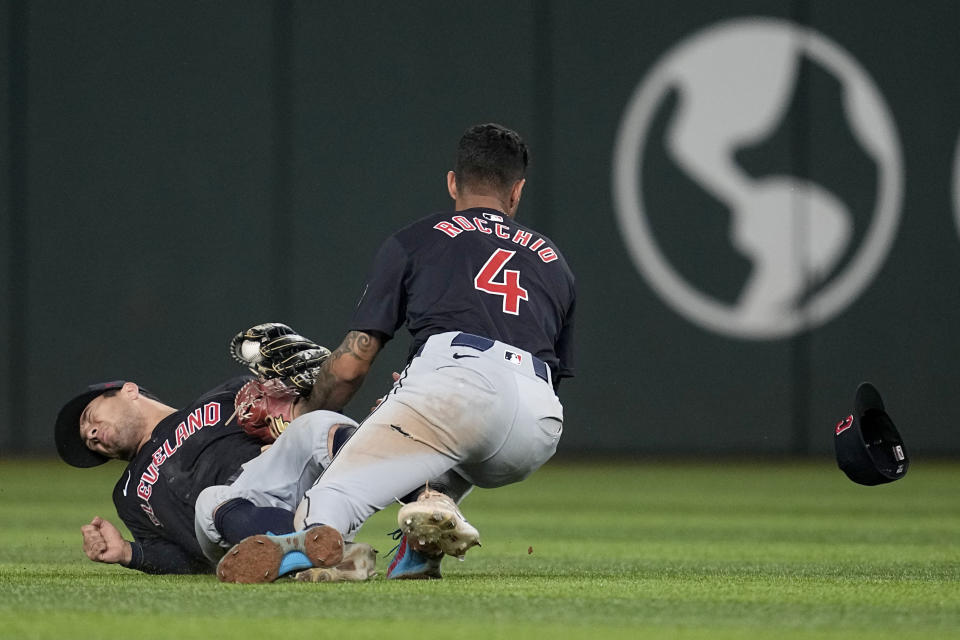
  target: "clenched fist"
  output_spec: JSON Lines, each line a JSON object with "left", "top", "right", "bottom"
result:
{"left": 81, "top": 516, "right": 133, "bottom": 566}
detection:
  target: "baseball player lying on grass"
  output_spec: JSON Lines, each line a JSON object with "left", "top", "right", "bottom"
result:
{"left": 56, "top": 323, "right": 467, "bottom": 581}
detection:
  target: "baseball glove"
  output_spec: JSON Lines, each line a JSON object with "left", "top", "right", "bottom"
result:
{"left": 230, "top": 322, "right": 332, "bottom": 394}
{"left": 232, "top": 378, "right": 299, "bottom": 443}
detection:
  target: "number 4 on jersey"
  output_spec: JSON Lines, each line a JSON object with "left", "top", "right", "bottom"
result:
{"left": 474, "top": 249, "right": 529, "bottom": 315}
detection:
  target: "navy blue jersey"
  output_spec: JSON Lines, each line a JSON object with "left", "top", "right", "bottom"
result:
{"left": 351, "top": 208, "right": 575, "bottom": 381}
{"left": 112, "top": 377, "right": 263, "bottom": 574}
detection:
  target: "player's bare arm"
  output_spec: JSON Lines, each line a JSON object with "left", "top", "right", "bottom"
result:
{"left": 303, "top": 330, "right": 382, "bottom": 412}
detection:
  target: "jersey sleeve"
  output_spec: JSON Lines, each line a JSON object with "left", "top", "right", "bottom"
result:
{"left": 116, "top": 482, "right": 213, "bottom": 574}
{"left": 555, "top": 293, "right": 576, "bottom": 380}
{"left": 349, "top": 234, "right": 409, "bottom": 340}
{"left": 128, "top": 535, "right": 212, "bottom": 575}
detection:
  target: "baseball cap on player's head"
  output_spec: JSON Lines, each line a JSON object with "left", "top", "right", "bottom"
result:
{"left": 55, "top": 381, "right": 157, "bottom": 468}
{"left": 834, "top": 382, "right": 909, "bottom": 486}
{"left": 455, "top": 123, "right": 529, "bottom": 196}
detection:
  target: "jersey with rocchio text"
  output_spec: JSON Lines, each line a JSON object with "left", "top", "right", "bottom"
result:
{"left": 351, "top": 208, "right": 575, "bottom": 381}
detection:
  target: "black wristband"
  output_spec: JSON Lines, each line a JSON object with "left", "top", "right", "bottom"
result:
{"left": 126, "top": 541, "right": 144, "bottom": 570}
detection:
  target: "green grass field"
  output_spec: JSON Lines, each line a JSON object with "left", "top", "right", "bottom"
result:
{"left": 1, "top": 458, "right": 957, "bottom": 639}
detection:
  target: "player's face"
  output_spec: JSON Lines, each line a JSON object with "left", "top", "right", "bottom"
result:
{"left": 78, "top": 392, "right": 146, "bottom": 461}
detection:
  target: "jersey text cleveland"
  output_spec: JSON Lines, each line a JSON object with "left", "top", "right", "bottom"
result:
{"left": 136, "top": 401, "right": 222, "bottom": 526}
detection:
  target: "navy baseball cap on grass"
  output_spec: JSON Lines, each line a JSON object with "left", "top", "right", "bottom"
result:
{"left": 834, "top": 382, "right": 909, "bottom": 486}
{"left": 55, "top": 381, "right": 152, "bottom": 468}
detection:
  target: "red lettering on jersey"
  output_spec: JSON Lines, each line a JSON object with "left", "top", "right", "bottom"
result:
{"left": 512, "top": 230, "right": 532, "bottom": 246}
{"left": 174, "top": 422, "right": 189, "bottom": 448}
{"left": 529, "top": 238, "right": 545, "bottom": 251}
{"left": 140, "top": 503, "right": 161, "bottom": 527}
{"left": 133, "top": 403, "right": 220, "bottom": 529}
{"left": 187, "top": 408, "right": 203, "bottom": 434}
{"left": 142, "top": 462, "right": 159, "bottom": 484}
{"left": 494, "top": 223, "right": 510, "bottom": 239}
{"left": 473, "top": 217, "right": 491, "bottom": 234}
{"left": 433, "top": 221, "right": 462, "bottom": 237}
{"left": 538, "top": 247, "right": 558, "bottom": 263}
{"left": 452, "top": 215, "right": 476, "bottom": 231}
{"left": 204, "top": 402, "right": 220, "bottom": 425}
{"left": 474, "top": 249, "right": 529, "bottom": 315}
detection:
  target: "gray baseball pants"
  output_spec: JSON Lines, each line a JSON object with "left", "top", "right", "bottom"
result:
{"left": 294, "top": 331, "right": 564, "bottom": 538}
{"left": 194, "top": 410, "right": 357, "bottom": 562}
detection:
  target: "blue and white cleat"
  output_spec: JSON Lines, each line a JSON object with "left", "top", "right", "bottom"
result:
{"left": 386, "top": 534, "right": 442, "bottom": 580}
{"left": 217, "top": 525, "right": 344, "bottom": 583}
{"left": 397, "top": 489, "right": 480, "bottom": 559}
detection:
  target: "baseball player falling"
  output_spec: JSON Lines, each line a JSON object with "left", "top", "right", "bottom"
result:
{"left": 217, "top": 123, "right": 577, "bottom": 583}
{"left": 55, "top": 327, "right": 377, "bottom": 580}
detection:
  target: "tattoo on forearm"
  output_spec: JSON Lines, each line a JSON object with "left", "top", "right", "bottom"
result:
{"left": 334, "top": 331, "right": 378, "bottom": 362}
{"left": 305, "top": 366, "right": 338, "bottom": 411}
{"left": 305, "top": 331, "right": 380, "bottom": 411}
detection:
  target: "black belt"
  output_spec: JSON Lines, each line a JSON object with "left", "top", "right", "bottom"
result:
{"left": 450, "top": 333, "right": 550, "bottom": 384}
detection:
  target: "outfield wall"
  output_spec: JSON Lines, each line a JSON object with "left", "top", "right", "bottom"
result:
{"left": 3, "top": 1, "right": 959, "bottom": 457}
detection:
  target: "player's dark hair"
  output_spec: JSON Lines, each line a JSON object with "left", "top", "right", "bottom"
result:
{"left": 454, "top": 123, "right": 529, "bottom": 198}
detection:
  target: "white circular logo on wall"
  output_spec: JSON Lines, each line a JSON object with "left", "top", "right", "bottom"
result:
{"left": 613, "top": 18, "right": 903, "bottom": 339}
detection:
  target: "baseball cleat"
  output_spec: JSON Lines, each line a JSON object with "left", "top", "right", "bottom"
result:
{"left": 386, "top": 534, "right": 442, "bottom": 580}
{"left": 396, "top": 489, "right": 480, "bottom": 559}
{"left": 293, "top": 542, "right": 377, "bottom": 583}
{"left": 217, "top": 525, "right": 343, "bottom": 584}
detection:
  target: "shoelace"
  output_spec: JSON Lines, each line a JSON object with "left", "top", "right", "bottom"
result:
{"left": 387, "top": 528, "right": 404, "bottom": 557}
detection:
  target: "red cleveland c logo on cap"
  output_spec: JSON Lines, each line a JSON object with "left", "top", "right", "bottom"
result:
{"left": 835, "top": 415, "right": 854, "bottom": 435}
